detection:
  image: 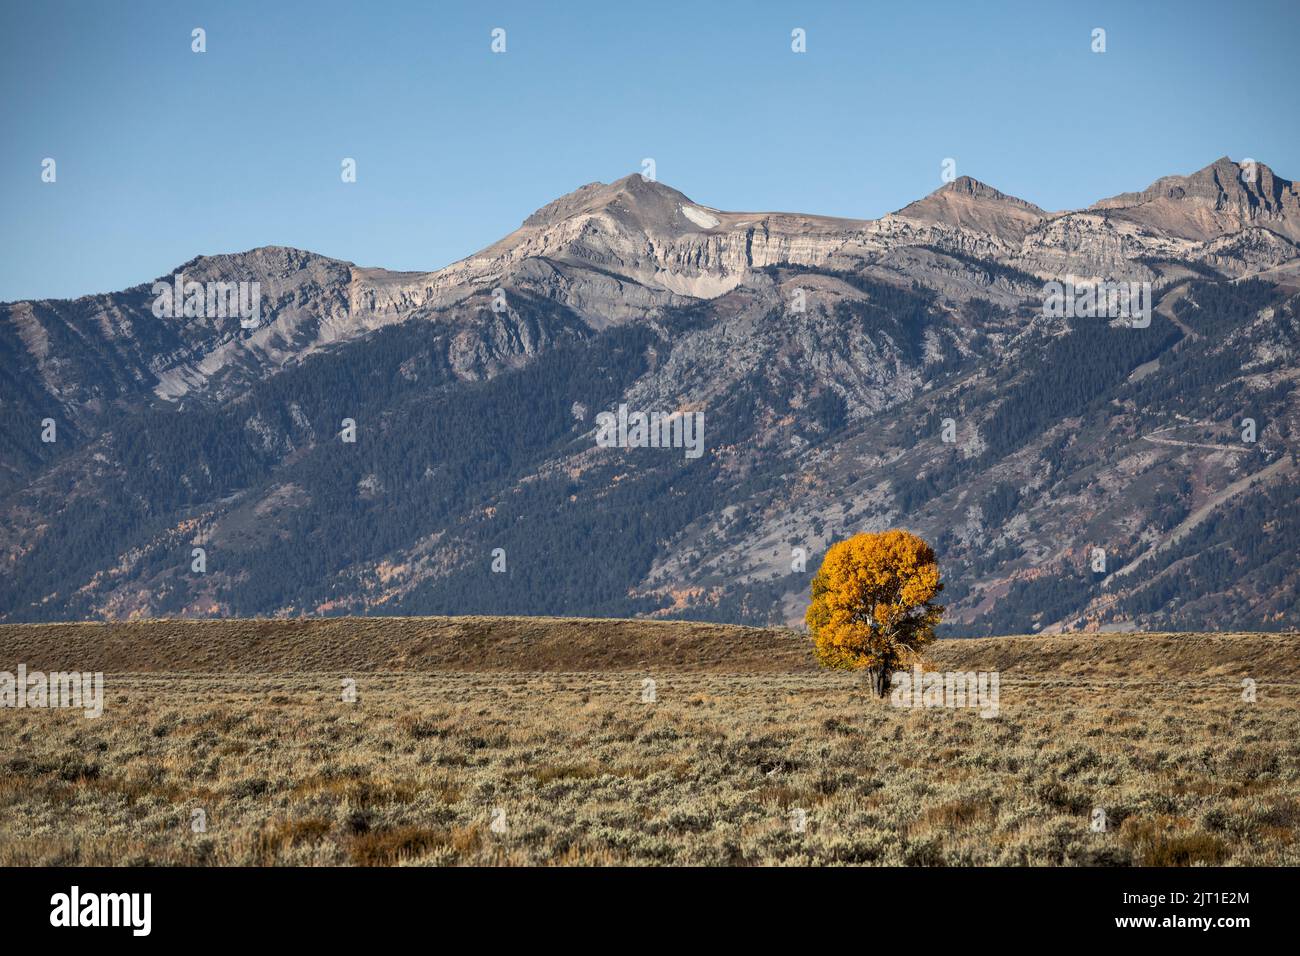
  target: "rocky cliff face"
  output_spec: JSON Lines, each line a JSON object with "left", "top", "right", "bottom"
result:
{"left": 2, "top": 158, "right": 1298, "bottom": 631}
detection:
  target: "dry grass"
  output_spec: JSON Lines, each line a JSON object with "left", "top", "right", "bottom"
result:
{"left": 0, "top": 620, "right": 1297, "bottom": 865}
{"left": 2, "top": 617, "right": 1290, "bottom": 681}
{"left": 0, "top": 616, "right": 808, "bottom": 674}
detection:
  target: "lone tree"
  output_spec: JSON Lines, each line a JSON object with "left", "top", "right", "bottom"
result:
{"left": 805, "top": 529, "right": 945, "bottom": 696}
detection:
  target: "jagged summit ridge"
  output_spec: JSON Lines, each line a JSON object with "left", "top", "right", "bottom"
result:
{"left": 6, "top": 156, "right": 1298, "bottom": 413}
{"left": 1090, "top": 157, "right": 1300, "bottom": 242}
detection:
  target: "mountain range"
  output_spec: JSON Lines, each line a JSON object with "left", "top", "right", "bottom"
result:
{"left": 3, "top": 156, "right": 1298, "bottom": 633}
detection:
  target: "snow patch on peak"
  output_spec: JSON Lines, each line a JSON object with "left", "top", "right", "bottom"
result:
{"left": 681, "top": 205, "right": 721, "bottom": 229}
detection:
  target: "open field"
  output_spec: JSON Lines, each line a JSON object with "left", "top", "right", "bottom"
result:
{"left": 1, "top": 619, "right": 1298, "bottom": 865}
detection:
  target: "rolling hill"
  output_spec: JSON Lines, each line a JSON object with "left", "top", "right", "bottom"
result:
{"left": 2, "top": 616, "right": 1294, "bottom": 683}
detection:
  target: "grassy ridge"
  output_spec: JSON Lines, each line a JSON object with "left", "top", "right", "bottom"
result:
{"left": 928, "top": 631, "right": 1300, "bottom": 682}
{"left": 0, "top": 616, "right": 810, "bottom": 673}
{"left": 1, "top": 617, "right": 1296, "bottom": 681}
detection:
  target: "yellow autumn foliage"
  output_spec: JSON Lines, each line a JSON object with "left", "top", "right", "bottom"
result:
{"left": 805, "top": 529, "right": 945, "bottom": 694}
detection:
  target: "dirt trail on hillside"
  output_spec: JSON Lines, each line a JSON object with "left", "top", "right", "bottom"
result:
{"left": 1114, "top": 456, "right": 1291, "bottom": 579}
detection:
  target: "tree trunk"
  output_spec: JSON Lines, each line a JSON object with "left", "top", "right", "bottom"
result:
{"left": 865, "top": 663, "right": 891, "bottom": 698}
{"left": 868, "top": 654, "right": 897, "bottom": 698}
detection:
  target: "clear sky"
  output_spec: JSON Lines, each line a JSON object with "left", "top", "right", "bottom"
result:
{"left": 2, "top": 0, "right": 1297, "bottom": 301}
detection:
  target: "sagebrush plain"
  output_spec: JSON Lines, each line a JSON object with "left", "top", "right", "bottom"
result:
{"left": 1, "top": 618, "right": 1296, "bottom": 866}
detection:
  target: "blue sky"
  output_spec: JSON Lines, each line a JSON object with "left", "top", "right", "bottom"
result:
{"left": 2, "top": 0, "right": 1297, "bottom": 301}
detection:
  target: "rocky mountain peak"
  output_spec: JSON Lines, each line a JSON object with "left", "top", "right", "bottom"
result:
{"left": 891, "top": 175, "right": 1046, "bottom": 242}
{"left": 947, "top": 175, "right": 1037, "bottom": 206}
{"left": 520, "top": 174, "right": 695, "bottom": 232}
{"left": 1090, "top": 157, "right": 1300, "bottom": 242}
